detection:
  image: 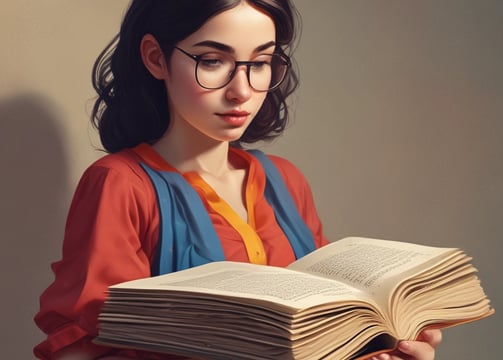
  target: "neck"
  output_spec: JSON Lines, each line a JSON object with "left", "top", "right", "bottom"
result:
{"left": 153, "top": 133, "right": 234, "bottom": 177}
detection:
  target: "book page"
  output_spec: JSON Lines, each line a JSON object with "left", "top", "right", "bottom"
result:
{"left": 111, "top": 261, "right": 377, "bottom": 312}
{"left": 287, "top": 237, "right": 458, "bottom": 304}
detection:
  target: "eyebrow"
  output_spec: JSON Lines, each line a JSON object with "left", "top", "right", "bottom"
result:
{"left": 192, "top": 40, "right": 276, "bottom": 54}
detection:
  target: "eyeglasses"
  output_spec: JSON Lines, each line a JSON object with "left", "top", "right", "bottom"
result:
{"left": 173, "top": 46, "right": 290, "bottom": 92}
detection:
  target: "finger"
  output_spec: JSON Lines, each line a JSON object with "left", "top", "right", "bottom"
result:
{"left": 417, "top": 329, "right": 442, "bottom": 348}
{"left": 369, "top": 354, "right": 391, "bottom": 360}
{"left": 396, "top": 340, "right": 435, "bottom": 360}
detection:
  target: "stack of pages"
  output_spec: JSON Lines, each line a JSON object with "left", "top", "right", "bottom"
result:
{"left": 96, "top": 237, "right": 495, "bottom": 360}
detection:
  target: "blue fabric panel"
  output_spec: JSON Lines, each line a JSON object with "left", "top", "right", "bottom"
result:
{"left": 248, "top": 150, "right": 316, "bottom": 259}
{"left": 141, "top": 164, "right": 225, "bottom": 275}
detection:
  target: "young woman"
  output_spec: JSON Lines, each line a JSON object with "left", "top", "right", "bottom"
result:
{"left": 34, "top": 1, "right": 442, "bottom": 359}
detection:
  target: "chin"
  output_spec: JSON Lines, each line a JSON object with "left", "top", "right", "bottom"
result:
{"left": 216, "top": 129, "right": 248, "bottom": 143}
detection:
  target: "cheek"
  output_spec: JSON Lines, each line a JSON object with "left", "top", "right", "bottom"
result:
{"left": 168, "top": 64, "right": 200, "bottom": 94}
{"left": 251, "top": 93, "right": 268, "bottom": 115}
{"left": 166, "top": 67, "right": 208, "bottom": 111}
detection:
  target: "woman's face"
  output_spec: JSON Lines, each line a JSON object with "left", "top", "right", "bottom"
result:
{"left": 162, "top": 2, "right": 276, "bottom": 144}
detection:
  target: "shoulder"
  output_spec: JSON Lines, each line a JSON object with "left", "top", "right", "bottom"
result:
{"left": 257, "top": 152, "right": 313, "bottom": 203}
{"left": 74, "top": 149, "right": 155, "bottom": 201}
{"left": 88, "top": 149, "right": 147, "bottom": 178}
{"left": 265, "top": 154, "right": 309, "bottom": 185}
{"left": 68, "top": 149, "right": 158, "bottom": 238}
{"left": 81, "top": 149, "right": 152, "bottom": 186}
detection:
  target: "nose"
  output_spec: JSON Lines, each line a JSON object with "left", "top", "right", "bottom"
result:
{"left": 225, "top": 65, "right": 252, "bottom": 103}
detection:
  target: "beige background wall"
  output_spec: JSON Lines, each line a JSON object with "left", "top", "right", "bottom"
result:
{"left": 1, "top": 1, "right": 501, "bottom": 359}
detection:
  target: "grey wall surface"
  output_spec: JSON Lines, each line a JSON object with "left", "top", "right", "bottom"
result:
{"left": 0, "top": 1, "right": 500, "bottom": 359}
{"left": 270, "top": 1, "right": 502, "bottom": 358}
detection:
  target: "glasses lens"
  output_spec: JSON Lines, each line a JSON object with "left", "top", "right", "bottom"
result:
{"left": 250, "top": 54, "right": 289, "bottom": 91}
{"left": 195, "top": 53, "right": 234, "bottom": 89}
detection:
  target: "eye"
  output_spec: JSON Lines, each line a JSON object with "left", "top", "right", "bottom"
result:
{"left": 251, "top": 61, "right": 267, "bottom": 69}
{"left": 250, "top": 55, "right": 273, "bottom": 72}
{"left": 198, "top": 53, "right": 228, "bottom": 70}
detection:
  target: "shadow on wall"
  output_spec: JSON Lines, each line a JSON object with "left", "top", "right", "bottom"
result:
{"left": 0, "top": 94, "right": 70, "bottom": 359}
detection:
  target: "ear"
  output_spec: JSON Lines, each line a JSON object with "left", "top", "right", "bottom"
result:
{"left": 140, "top": 34, "right": 169, "bottom": 80}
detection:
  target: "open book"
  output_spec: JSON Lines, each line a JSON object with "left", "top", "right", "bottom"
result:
{"left": 96, "top": 237, "right": 494, "bottom": 360}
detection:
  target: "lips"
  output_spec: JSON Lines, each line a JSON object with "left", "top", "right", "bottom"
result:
{"left": 216, "top": 110, "right": 250, "bottom": 126}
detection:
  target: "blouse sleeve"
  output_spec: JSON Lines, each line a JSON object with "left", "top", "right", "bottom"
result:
{"left": 34, "top": 157, "right": 159, "bottom": 359}
{"left": 268, "top": 155, "right": 330, "bottom": 248}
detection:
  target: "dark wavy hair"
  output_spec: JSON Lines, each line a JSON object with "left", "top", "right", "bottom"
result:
{"left": 91, "top": 0, "right": 300, "bottom": 153}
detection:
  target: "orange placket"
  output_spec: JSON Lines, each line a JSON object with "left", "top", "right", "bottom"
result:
{"left": 184, "top": 173, "right": 267, "bottom": 265}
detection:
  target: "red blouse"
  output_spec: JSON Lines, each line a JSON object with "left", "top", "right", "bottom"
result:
{"left": 34, "top": 144, "right": 328, "bottom": 359}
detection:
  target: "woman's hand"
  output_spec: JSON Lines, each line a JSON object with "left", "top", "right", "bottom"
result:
{"left": 370, "top": 329, "right": 442, "bottom": 360}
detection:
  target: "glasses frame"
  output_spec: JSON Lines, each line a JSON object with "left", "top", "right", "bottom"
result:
{"left": 172, "top": 46, "right": 291, "bottom": 92}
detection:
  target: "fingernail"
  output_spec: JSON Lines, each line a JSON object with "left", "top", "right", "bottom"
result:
{"left": 372, "top": 354, "right": 390, "bottom": 360}
{"left": 398, "top": 341, "right": 411, "bottom": 351}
